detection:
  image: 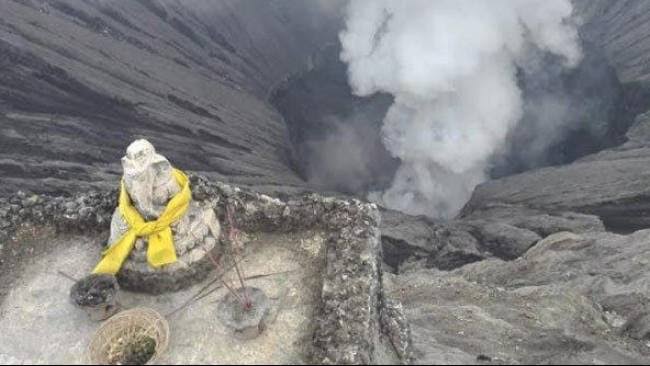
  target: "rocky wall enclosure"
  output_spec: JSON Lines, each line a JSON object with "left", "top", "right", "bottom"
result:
{"left": 0, "top": 174, "right": 397, "bottom": 364}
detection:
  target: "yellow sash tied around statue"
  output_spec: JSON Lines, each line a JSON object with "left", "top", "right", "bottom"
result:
{"left": 92, "top": 168, "right": 191, "bottom": 275}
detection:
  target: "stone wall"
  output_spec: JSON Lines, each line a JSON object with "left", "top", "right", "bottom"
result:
{"left": 0, "top": 173, "right": 389, "bottom": 364}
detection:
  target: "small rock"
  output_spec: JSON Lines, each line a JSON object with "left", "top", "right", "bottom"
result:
{"left": 79, "top": 206, "right": 94, "bottom": 218}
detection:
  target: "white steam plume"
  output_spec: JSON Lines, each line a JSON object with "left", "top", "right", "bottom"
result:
{"left": 340, "top": 0, "right": 582, "bottom": 218}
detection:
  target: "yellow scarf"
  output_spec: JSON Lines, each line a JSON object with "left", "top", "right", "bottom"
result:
{"left": 93, "top": 168, "right": 191, "bottom": 275}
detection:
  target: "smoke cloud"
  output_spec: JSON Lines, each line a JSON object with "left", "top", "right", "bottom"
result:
{"left": 340, "top": 0, "right": 582, "bottom": 218}
{"left": 305, "top": 111, "right": 398, "bottom": 195}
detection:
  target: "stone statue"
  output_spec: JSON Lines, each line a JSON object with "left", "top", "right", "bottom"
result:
{"left": 108, "top": 139, "right": 221, "bottom": 291}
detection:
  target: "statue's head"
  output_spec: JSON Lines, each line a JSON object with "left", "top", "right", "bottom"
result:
{"left": 122, "top": 139, "right": 165, "bottom": 176}
{"left": 121, "top": 139, "right": 177, "bottom": 219}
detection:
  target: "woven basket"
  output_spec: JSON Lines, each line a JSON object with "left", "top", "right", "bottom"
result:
{"left": 88, "top": 307, "right": 170, "bottom": 365}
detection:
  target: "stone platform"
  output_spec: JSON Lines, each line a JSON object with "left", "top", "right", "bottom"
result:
{"left": 0, "top": 175, "right": 392, "bottom": 364}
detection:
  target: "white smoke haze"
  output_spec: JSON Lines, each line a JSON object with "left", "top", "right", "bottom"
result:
{"left": 340, "top": 0, "right": 582, "bottom": 219}
{"left": 306, "top": 113, "right": 397, "bottom": 194}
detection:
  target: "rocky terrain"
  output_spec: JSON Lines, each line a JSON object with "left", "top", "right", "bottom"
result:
{"left": 377, "top": 109, "right": 650, "bottom": 363}
{"left": 371, "top": 1, "right": 650, "bottom": 363}
{"left": 377, "top": 53, "right": 650, "bottom": 364}
{"left": 2, "top": 0, "right": 650, "bottom": 364}
{"left": 373, "top": 4, "right": 650, "bottom": 360}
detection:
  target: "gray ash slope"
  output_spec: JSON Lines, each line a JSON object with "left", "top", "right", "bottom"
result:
{"left": 0, "top": 0, "right": 342, "bottom": 196}
{"left": 575, "top": 0, "right": 650, "bottom": 84}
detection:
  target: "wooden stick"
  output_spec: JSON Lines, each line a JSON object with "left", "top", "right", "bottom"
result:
{"left": 207, "top": 250, "right": 246, "bottom": 306}
{"left": 165, "top": 269, "right": 295, "bottom": 317}
{"left": 57, "top": 270, "right": 79, "bottom": 282}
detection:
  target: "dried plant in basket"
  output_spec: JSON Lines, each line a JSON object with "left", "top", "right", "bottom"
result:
{"left": 88, "top": 307, "right": 169, "bottom": 365}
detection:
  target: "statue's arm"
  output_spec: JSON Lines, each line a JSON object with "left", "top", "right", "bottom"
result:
{"left": 107, "top": 208, "right": 129, "bottom": 246}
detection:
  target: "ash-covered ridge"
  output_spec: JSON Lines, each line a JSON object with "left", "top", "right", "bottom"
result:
{"left": 0, "top": 0, "right": 342, "bottom": 196}
{"left": 575, "top": 0, "right": 650, "bottom": 84}
{"left": 463, "top": 111, "right": 650, "bottom": 233}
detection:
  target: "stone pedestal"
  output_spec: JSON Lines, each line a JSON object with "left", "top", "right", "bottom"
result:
{"left": 107, "top": 139, "right": 222, "bottom": 293}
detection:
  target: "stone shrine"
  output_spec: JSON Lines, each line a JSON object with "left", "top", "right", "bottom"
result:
{"left": 108, "top": 139, "right": 221, "bottom": 293}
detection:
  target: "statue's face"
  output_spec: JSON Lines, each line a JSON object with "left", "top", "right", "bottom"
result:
{"left": 122, "top": 139, "right": 156, "bottom": 177}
